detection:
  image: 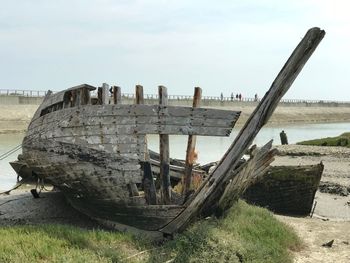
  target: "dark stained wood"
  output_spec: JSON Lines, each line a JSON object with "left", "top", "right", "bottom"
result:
{"left": 97, "top": 87, "right": 102, "bottom": 104}
{"left": 71, "top": 90, "right": 77, "bottom": 107}
{"left": 113, "top": 86, "right": 121, "bottom": 104}
{"left": 135, "top": 85, "right": 144, "bottom": 104}
{"left": 67, "top": 194, "right": 184, "bottom": 231}
{"left": 80, "top": 88, "right": 91, "bottom": 105}
{"left": 160, "top": 27, "right": 325, "bottom": 234}
{"left": 183, "top": 87, "right": 202, "bottom": 197}
{"left": 242, "top": 162, "right": 323, "bottom": 215}
{"left": 136, "top": 85, "right": 157, "bottom": 204}
{"left": 159, "top": 85, "right": 171, "bottom": 204}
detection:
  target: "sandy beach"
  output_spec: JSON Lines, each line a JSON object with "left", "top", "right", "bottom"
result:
{"left": 274, "top": 145, "right": 350, "bottom": 262}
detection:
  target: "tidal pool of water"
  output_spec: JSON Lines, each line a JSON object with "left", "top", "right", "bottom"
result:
{"left": 1, "top": 122, "right": 349, "bottom": 191}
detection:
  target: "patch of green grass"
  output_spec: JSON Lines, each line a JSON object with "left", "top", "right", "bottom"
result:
{"left": 297, "top": 132, "right": 350, "bottom": 147}
{"left": 0, "top": 200, "right": 301, "bottom": 263}
{"left": 149, "top": 200, "right": 301, "bottom": 263}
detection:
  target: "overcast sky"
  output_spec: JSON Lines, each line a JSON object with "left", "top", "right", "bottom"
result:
{"left": 0, "top": 0, "right": 349, "bottom": 100}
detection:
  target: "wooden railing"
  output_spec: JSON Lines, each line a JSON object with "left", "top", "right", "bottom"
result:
{"left": 1, "top": 89, "right": 350, "bottom": 105}
{"left": 0, "top": 89, "right": 48, "bottom": 97}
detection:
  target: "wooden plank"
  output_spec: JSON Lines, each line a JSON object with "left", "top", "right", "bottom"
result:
{"left": 183, "top": 87, "right": 201, "bottom": 197}
{"left": 150, "top": 158, "right": 205, "bottom": 181}
{"left": 159, "top": 85, "right": 171, "bottom": 204}
{"left": 136, "top": 85, "right": 157, "bottom": 205}
{"left": 28, "top": 105, "right": 240, "bottom": 136}
{"left": 160, "top": 27, "right": 325, "bottom": 234}
{"left": 29, "top": 104, "right": 240, "bottom": 127}
{"left": 28, "top": 123, "right": 233, "bottom": 138}
{"left": 113, "top": 86, "right": 121, "bottom": 104}
{"left": 67, "top": 195, "right": 184, "bottom": 231}
{"left": 113, "top": 85, "right": 139, "bottom": 197}
{"left": 216, "top": 141, "right": 277, "bottom": 216}
{"left": 57, "top": 115, "right": 235, "bottom": 129}
{"left": 125, "top": 86, "right": 139, "bottom": 197}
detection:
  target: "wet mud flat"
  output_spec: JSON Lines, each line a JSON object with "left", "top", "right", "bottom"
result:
{"left": 0, "top": 190, "right": 98, "bottom": 229}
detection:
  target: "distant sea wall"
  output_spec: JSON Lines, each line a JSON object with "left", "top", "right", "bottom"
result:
{"left": 0, "top": 95, "right": 43, "bottom": 105}
{"left": 1, "top": 93, "right": 350, "bottom": 108}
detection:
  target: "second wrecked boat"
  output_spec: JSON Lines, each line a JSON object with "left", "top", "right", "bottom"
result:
{"left": 11, "top": 28, "right": 325, "bottom": 236}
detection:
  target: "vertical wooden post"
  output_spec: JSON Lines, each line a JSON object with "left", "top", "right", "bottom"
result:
{"left": 97, "top": 87, "right": 102, "bottom": 104}
{"left": 183, "top": 87, "right": 202, "bottom": 197}
{"left": 102, "top": 83, "right": 109, "bottom": 104}
{"left": 159, "top": 85, "right": 171, "bottom": 204}
{"left": 135, "top": 85, "right": 144, "bottom": 104}
{"left": 113, "top": 86, "right": 121, "bottom": 104}
{"left": 71, "top": 90, "right": 77, "bottom": 107}
{"left": 136, "top": 85, "right": 157, "bottom": 204}
{"left": 80, "top": 88, "right": 91, "bottom": 105}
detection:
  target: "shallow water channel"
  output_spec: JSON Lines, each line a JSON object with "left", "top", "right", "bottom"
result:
{"left": 1, "top": 122, "right": 349, "bottom": 191}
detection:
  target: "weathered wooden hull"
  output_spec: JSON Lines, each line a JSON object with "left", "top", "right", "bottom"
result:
{"left": 242, "top": 163, "right": 324, "bottom": 215}
{"left": 17, "top": 101, "right": 239, "bottom": 231}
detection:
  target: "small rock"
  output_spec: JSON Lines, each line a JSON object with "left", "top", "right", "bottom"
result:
{"left": 343, "top": 241, "right": 349, "bottom": 245}
{"left": 322, "top": 239, "right": 334, "bottom": 248}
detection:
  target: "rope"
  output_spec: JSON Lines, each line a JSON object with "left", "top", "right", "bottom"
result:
{"left": 0, "top": 144, "right": 22, "bottom": 160}
{"left": 0, "top": 182, "right": 23, "bottom": 195}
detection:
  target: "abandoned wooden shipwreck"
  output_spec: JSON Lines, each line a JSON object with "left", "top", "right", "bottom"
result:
{"left": 11, "top": 28, "right": 325, "bottom": 236}
{"left": 150, "top": 150, "right": 324, "bottom": 216}
{"left": 242, "top": 163, "right": 324, "bottom": 215}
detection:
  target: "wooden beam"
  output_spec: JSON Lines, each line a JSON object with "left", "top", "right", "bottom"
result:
{"left": 97, "top": 87, "right": 102, "bottom": 104}
{"left": 160, "top": 27, "right": 325, "bottom": 234}
{"left": 102, "top": 83, "right": 109, "bottom": 105}
{"left": 80, "top": 87, "right": 91, "bottom": 105}
{"left": 217, "top": 140, "right": 277, "bottom": 216}
{"left": 113, "top": 86, "right": 122, "bottom": 105}
{"left": 183, "top": 87, "right": 202, "bottom": 197}
{"left": 159, "top": 85, "right": 171, "bottom": 204}
{"left": 136, "top": 85, "right": 157, "bottom": 204}
{"left": 135, "top": 85, "right": 144, "bottom": 104}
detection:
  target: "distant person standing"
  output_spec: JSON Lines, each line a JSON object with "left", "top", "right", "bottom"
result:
{"left": 238, "top": 93, "right": 242, "bottom": 101}
{"left": 280, "top": 130, "right": 288, "bottom": 145}
{"left": 231, "top": 92, "right": 234, "bottom": 101}
{"left": 236, "top": 94, "right": 239, "bottom": 100}
{"left": 220, "top": 92, "right": 224, "bottom": 101}
{"left": 254, "top": 93, "right": 258, "bottom": 101}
